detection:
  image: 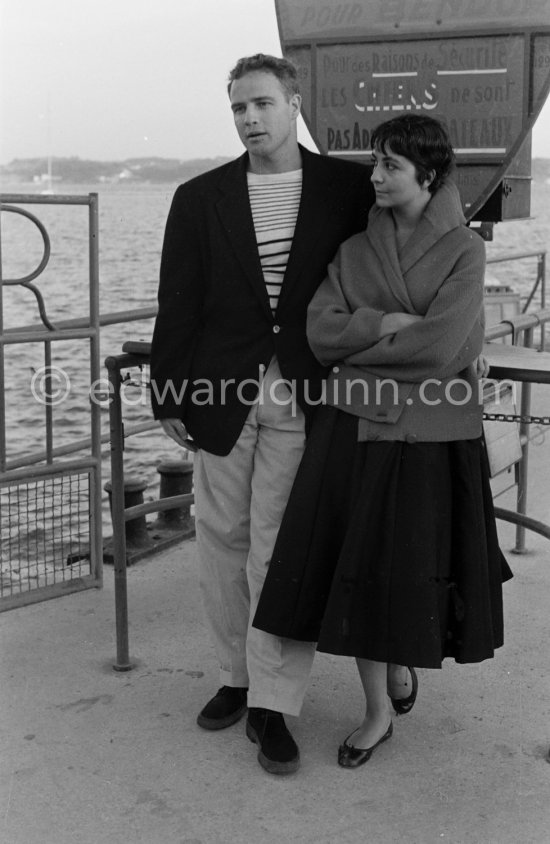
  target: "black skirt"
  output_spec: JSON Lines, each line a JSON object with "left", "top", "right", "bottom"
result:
{"left": 253, "top": 405, "right": 512, "bottom": 668}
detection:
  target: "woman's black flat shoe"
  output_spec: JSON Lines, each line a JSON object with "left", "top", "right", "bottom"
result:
{"left": 337, "top": 721, "right": 393, "bottom": 768}
{"left": 389, "top": 666, "right": 418, "bottom": 715}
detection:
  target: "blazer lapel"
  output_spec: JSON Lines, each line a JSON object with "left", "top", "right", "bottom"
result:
{"left": 277, "top": 147, "right": 340, "bottom": 311}
{"left": 215, "top": 153, "right": 272, "bottom": 320}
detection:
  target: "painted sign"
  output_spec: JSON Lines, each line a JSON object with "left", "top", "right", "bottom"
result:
{"left": 318, "top": 36, "right": 524, "bottom": 160}
{"left": 275, "top": 0, "right": 550, "bottom": 219}
{"left": 277, "top": 0, "right": 550, "bottom": 41}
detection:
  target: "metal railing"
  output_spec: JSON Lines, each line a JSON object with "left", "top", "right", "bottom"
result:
{"left": 104, "top": 306, "right": 550, "bottom": 671}
{"left": 0, "top": 194, "right": 104, "bottom": 609}
{"left": 3, "top": 306, "right": 158, "bottom": 472}
{"left": 0, "top": 191, "right": 547, "bottom": 654}
{"left": 2, "top": 245, "right": 544, "bottom": 474}
{"left": 105, "top": 350, "right": 194, "bottom": 669}
{"left": 485, "top": 310, "right": 550, "bottom": 552}
{"left": 487, "top": 250, "right": 546, "bottom": 314}
{"left": 486, "top": 250, "right": 547, "bottom": 350}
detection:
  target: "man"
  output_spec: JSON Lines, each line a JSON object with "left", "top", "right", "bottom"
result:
{"left": 150, "top": 54, "right": 373, "bottom": 774}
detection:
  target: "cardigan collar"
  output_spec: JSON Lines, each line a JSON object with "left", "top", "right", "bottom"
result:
{"left": 365, "top": 180, "right": 465, "bottom": 314}
{"left": 368, "top": 180, "right": 465, "bottom": 275}
{"left": 401, "top": 180, "right": 465, "bottom": 273}
{"left": 364, "top": 181, "right": 466, "bottom": 313}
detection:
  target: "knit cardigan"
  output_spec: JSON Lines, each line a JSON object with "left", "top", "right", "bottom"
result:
{"left": 307, "top": 181, "right": 486, "bottom": 442}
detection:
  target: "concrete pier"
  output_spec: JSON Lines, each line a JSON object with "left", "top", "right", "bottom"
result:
{"left": 1, "top": 389, "right": 549, "bottom": 844}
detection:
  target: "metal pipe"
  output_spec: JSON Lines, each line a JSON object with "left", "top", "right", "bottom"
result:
{"left": 0, "top": 456, "right": 99, "bottom": 485}
{"left": 485, "top": 308, "right": 550, "bottom": 341}
{"left": 540, "top": 252, "right": 547, "bottom": 350}
{"left": 123, "top": 493, "right": 195, "bottom": 522}
{"left": 493, "top": 507, "right": 550, "bottom": 541}
{"left": 486, "top": 250, "right": 547, "bottom": 331}
{"left": 0, "top": 205, "right": 51, "bottom": 285}
{"left": 513, "top": 326, "right": 535, "bottom": 554}
{"left": 0, "top": 193, "right": 94, "bottom": 206}
{"left": 104, "top": 477, "right": 151, "bottom": 548}
{"left": 487, "top": 250, "right": 546, "bottom": 265}
{"left": 5, "top": 420, "right": 159, "bottom": 471}
{"left": 89, "top": 193, "right": 103, "bottom": 588}
{"left": 0, "top": 328, "right": 97, "bottom": 344}
{"left": 0, "top": 204, "right": 5, "bottom": 471}
{"left": 44, "top": 341, "right": 54, "bottom": 463}
{"left": 3, "top": 305, "right": 157, "bottom": 335}
{"left": 106, "top": 358, "right": 133, "bottom": 671}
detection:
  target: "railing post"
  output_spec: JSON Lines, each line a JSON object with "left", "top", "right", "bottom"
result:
{"left": 513, "top": 326, "right": 534, "bottom": 554}
{"left": 88, "top": 193, "right": 103, "bottom": 588}
{"left": 540, "top": 252, "right": 546, "bottom": 350}
{"left": 0, "top": 207, "right": 5, "bottom": 473}
{"left": 106, "top": 356, "right": 133, "bottom": 671}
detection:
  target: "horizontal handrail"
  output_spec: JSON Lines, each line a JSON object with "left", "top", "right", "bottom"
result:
{"left": 3, "top": 306, "right": 157, "bottom": 335}
{"left": 0, "top": 455, "right": 99, "bottom": 485}
{"left": 493, "top": 507, "right": 550, "bottom": 541}
{"left": 487, "top": 250, "right": 545, "bottom": 265}
{"left": 0, "top": 327, "right": 98, "bottom": 344}
{"left": 124, "top": 493, "right": 194, "bottom": 522}
{"left": 485, "top": 308, "right": 550, "bottom": 341}
{"left": 486, "top": 249, "right": 546, "bottom": 319}
{"left": 5, "top": 420, "right": 160, "bottom": 471}
{"left": 0, "top": 193, "right": 97, "bottom": 206}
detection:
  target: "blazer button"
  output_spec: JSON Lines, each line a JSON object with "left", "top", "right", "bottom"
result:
{"left": 405, "top": 434, "right": 417, "bottom": 444}
{"left": 273, "top": 324, "right": 281, "bottom": 334}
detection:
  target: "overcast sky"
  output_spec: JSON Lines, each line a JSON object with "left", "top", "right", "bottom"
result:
{"left": 1, "top": 0, "right": 550, "bottom": 164}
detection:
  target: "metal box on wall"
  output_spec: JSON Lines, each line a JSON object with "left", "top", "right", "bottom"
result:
{"left": 473, "top": 134, "right": 533, "bottom": 221}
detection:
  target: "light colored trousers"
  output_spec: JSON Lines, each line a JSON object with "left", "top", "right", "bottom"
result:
{"left": 193, "top": 358, "right": 316, "bottom": 716}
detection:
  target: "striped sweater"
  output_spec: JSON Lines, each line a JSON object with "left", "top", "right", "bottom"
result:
{"left": 247, "top": 169, "right": 302, "bottom": 313}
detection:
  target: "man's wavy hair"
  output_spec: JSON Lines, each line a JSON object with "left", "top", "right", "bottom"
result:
{"left": 227, "top": 53, "right": 300, "bottom": 100}
{"left": 371, "top": 114, "right": 455, "bottom": 193}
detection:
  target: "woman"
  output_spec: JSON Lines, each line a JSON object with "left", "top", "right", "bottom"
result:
{"left": 253, "top": 114, "right": 511, "bottom": 768}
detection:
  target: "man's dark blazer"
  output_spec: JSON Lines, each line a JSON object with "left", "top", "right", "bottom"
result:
{"left": 150, "top": 144, "right": 374, "bottom": 456}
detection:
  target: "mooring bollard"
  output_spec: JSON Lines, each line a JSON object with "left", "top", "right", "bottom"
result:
{"left": 104, "top": 477, "right": 152, "bottom": 550}
{"left": 154, "top": 460, "right": 194, "bottom": 530}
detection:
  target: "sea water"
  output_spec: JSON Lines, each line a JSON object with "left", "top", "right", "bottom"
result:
{"left": 1, "top": 175, "right": 550, "bottom": 540}
{"left": 1, "top": 182, "right": 176, "bottom": 536}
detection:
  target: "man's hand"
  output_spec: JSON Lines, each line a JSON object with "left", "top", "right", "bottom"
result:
{"left": 160, "top": 418, "right": 197, "bottom": 451}
{"left": 475, "top": 353, "right": 490, "bottom": 379}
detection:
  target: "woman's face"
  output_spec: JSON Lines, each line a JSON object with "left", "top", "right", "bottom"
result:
{"left": 370, "top": 144, "right": 432, "bottom": 213}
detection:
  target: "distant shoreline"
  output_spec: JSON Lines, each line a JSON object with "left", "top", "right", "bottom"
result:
{"left": 2, "top": 155, "right": 550, "bottom": 186}
{"left": 0, "top": 155, "right": 234, "bottom": 186}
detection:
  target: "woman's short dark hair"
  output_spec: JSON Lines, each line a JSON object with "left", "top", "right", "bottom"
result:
{"left": 227, "top": 54, "right": 300, "bottom": 100}
{"left": 371, "top": 115, "right": 455, "bottom": 193}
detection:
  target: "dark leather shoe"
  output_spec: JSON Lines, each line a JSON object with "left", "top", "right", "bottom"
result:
{"left": 337, "top": 721, "right": 393, "bottom": 768}
{"left": 246, "top": 707, "right": 300, "bottom": 774}
{"left": 196, "top": 686, "right": 248, "bottom": 730}
{"left": 389, "top": 667, "right": 418, "bottom": 715}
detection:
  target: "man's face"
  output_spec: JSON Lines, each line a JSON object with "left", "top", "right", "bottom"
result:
{"left": 229, "top": 71, "right": 301, "bottom": 165}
